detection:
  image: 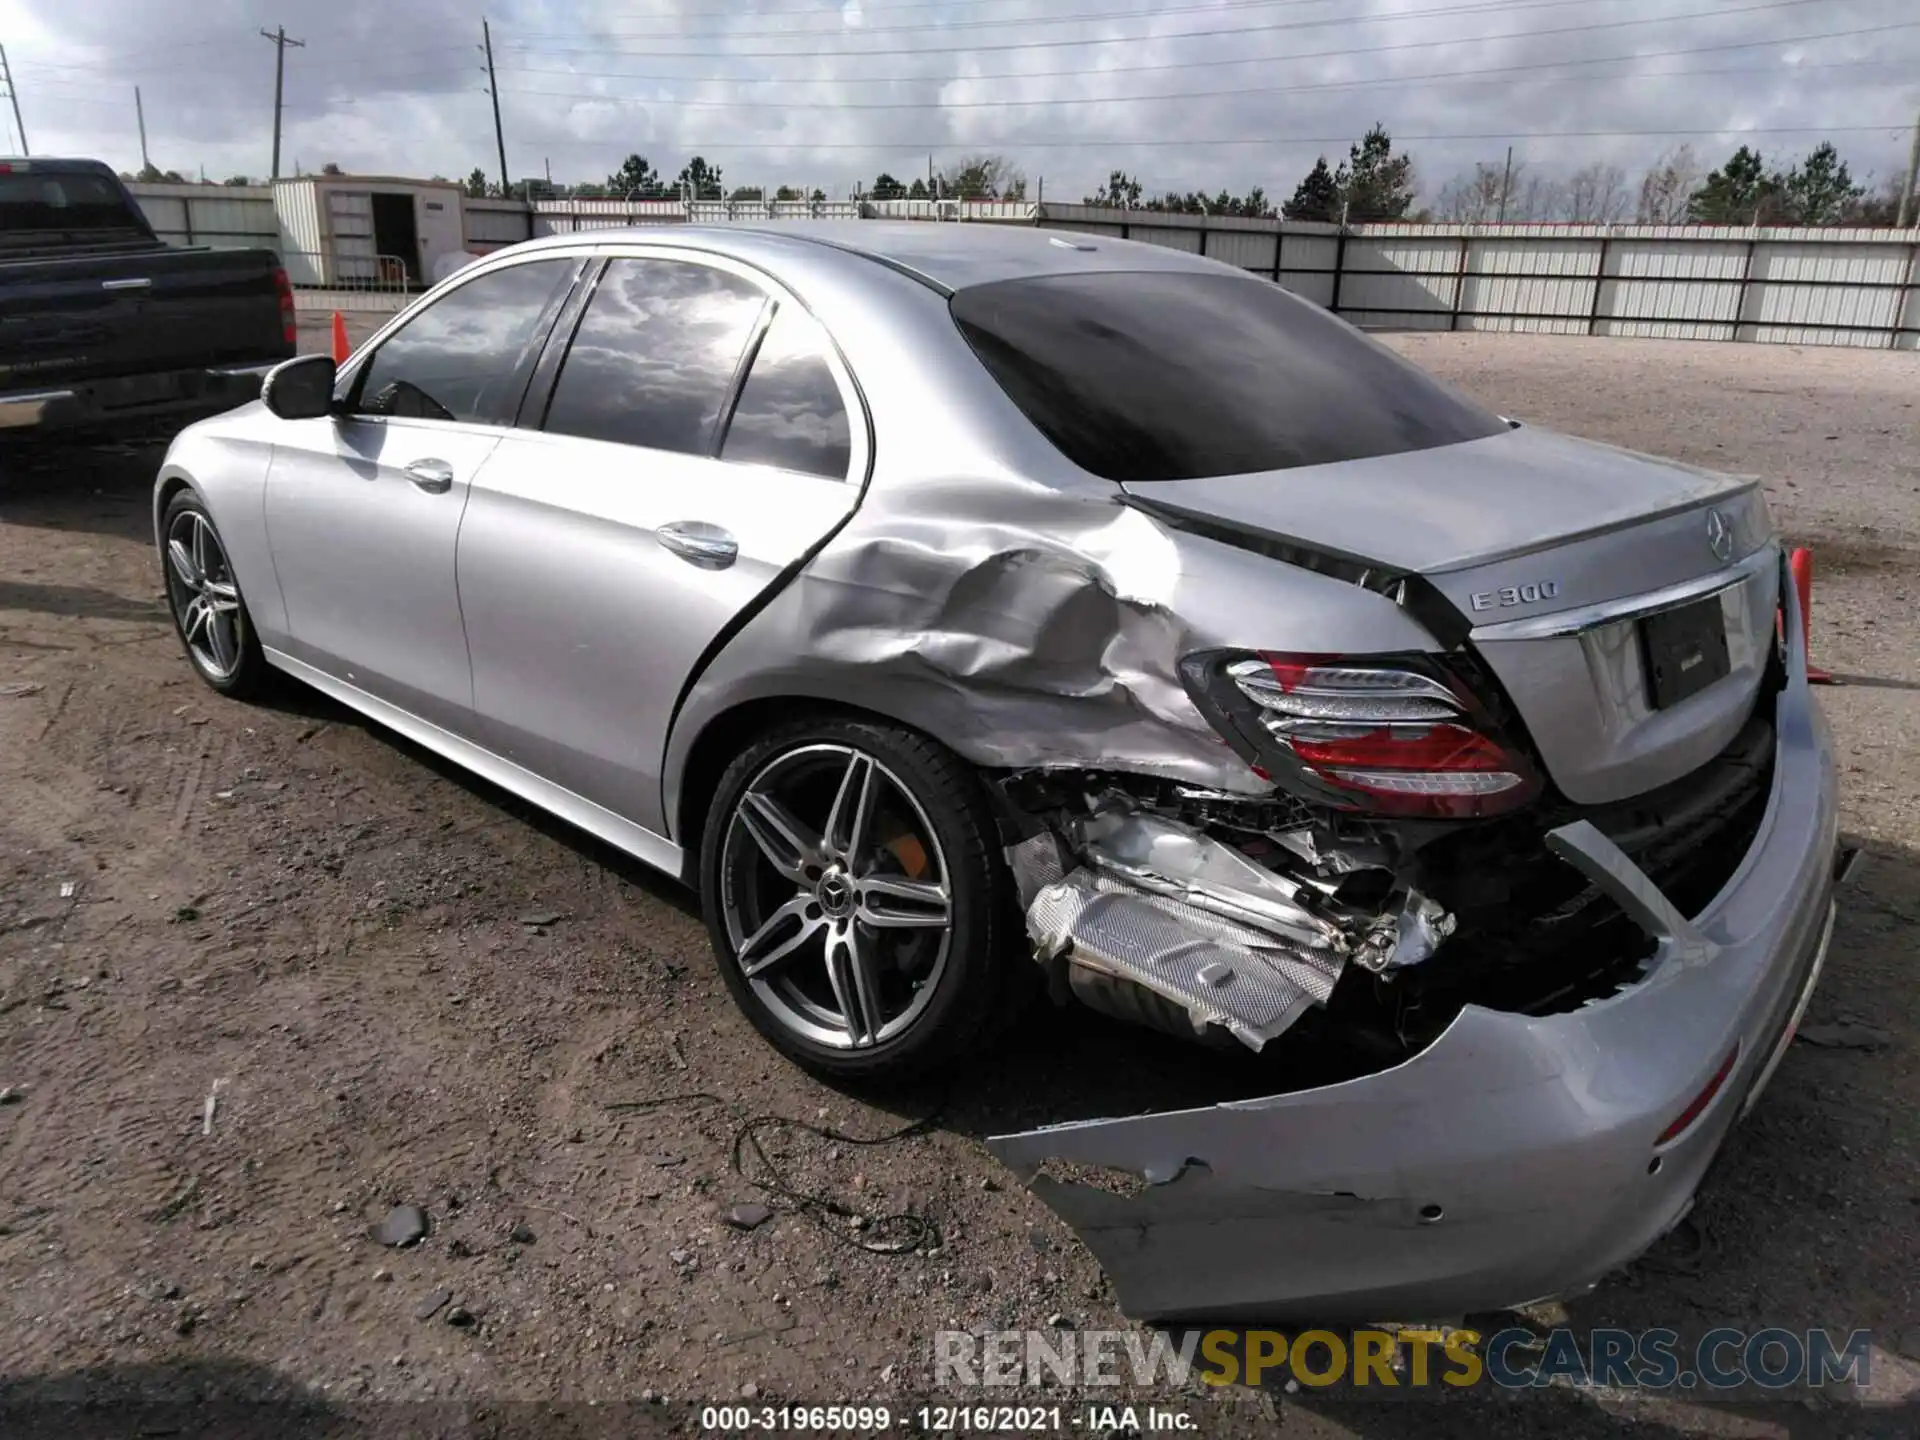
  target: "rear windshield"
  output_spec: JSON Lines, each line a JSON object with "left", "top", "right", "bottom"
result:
{"left": 950, "top": 270, "right": 1505, "bottom": 483}
{"left": 0, "top": 169, "right": 149, "bottom": 235}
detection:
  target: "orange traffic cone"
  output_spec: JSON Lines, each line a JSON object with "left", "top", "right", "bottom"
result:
{"left": 1788, "top": 547, "right": 1835, "bottom": 685}
{"left": 330, "top": 311, "right": 351, "bottom": 365}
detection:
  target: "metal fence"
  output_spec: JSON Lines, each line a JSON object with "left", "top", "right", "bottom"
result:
{"left": 126, "top": 181, "right": 279, "bottom": 249}
{"left": 281, "top": 251, "right": 415, "bottom": 314}
{"left": 1037, "top": 207, "right": 1920, "bottom": 351}
{"left": 126, "top": 181, "right": 1920, "bottom": 350}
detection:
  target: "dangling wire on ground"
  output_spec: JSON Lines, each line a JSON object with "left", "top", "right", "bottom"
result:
{"left": 604, "top": 1089, "right": 951, "bottom": 1255}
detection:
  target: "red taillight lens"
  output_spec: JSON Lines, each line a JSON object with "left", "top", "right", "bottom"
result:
{"left": 1182, "top": 650, "right": 1540, "bottom": 819}
{"left": 1656, "top": 1044, "right": 1740, "bottom": 1146}
{"left": 274, "top": 266, "right": 297, "bottom": 345}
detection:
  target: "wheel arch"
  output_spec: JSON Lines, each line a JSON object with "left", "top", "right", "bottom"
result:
{"left": 669, "top": 693, "right": 995, "bottom": 883}
{"left": 152, "top": 466, "right": 199, "bottom": 552}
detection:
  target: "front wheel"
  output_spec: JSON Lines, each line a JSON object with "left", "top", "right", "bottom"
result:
{"left": 160, "top": 490, "right": 270, "bottom": 699}
{"left": 699, "top": 718, "right": 1018, "bottom": 1081}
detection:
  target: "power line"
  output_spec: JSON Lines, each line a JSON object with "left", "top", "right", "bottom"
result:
{"left": 499, "top": 7, "right": 1892, "bottom": 84}
{"left": 524, "top": 124, "right": 1913, "bottom": 154}
{"left": 499, "top": 0, "right": 1618, "bottom": 45}
{"left": 385, "top": 22, "right": 1918, "bottom": 90}
{"left": 495, "top": 0, "right": 1837, "bottom": 61}
{"left": 491, "top": 50, "right": 1919, "bottom": 111}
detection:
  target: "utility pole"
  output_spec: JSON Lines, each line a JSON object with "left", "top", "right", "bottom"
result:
{"left": 0, "top": 44, "right": 26, "bottom": 156}
{"left": 1897, "top": 110, "right": 1920, "bottom": 229}
{"left": 135, "top": 86, "right": 150, "bottom": 173}
{"left": 1497, "top": 144, "right": 1514, "bottom": 224}
{"left": 259, "top": 25, "right": 305, "bottom": 180}
{"left": 483, "top": 20, "right": 509, "bottom": 200}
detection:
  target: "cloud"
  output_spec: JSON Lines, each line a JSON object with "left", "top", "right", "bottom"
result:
{"left": 0, "top": 0, "right": 1911, "bottom": 201}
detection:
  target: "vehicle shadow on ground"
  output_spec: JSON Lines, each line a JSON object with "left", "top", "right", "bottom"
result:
{"left": 0, "top": 1356, "right": 347, "bottom": 1440}
{"left": 0, "top": 442, "right": 169, "bottom": 544}
{"left": 0, "top": 1356, "right": 701, "bottom": 1439}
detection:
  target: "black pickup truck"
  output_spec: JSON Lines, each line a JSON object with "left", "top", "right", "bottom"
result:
{"left": 0, "top": 157, "right": 295, "bottom": 439}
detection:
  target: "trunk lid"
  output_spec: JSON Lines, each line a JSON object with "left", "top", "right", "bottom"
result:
{"left": 1124, "top": 425, "right": 1780, "bottom": 805}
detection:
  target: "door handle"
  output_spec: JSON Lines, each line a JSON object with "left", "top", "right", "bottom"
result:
{"left": 101, "top": 277, "right": 153, "bottom": 292}
{"left": 657, "top": 521, "right": 739, "bottom": 569}
{"left": 402, "top": 458, "right": 455, "bottom": 494}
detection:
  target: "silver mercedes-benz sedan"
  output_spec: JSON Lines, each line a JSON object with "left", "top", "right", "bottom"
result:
{"left": 154, "top": 223, "right": 1838, "bottom": 1322}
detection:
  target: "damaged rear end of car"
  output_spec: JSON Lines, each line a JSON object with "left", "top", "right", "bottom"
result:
{"left": 940, "top": 266, "right": 1840, "bottom": 1323}
{"left": 984, "top": 548, "right": 1834, "bottom": 1324}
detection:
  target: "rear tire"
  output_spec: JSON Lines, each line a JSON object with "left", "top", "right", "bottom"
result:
{"left": 160, "top": 490, "right": 271, "bottom": 701}
{"left": 699, "top": 716, "right": 1021, "bottom": 1081}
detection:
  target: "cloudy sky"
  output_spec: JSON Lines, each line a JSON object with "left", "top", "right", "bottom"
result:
{"left": 1, "top": 0, "right": 1913, "bottom": 203}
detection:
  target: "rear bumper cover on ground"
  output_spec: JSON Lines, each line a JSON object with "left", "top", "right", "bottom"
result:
{"left": 986, "top": 561, "right": 1839, "bottom": 1324}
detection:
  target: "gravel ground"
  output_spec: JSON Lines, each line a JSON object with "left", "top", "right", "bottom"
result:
{"left": 1, "top": 330, "right": 1917, "bottom": 1439}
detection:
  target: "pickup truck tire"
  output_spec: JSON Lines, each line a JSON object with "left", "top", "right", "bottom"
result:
{"left": 160, "top": 491, "right": 271, "bottom": 701}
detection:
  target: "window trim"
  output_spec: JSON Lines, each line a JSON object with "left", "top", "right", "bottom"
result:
{"left": 530, "top": 242, "right": 871, "bottom": 487}
{"left": 333, "top": 252, "right": 589, "bottom": 430}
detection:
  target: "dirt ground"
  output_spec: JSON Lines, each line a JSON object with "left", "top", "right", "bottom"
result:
{"left": 2, "top": 327, "right": 1917, "bottom": 1439}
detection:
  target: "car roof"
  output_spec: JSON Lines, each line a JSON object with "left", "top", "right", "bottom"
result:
{"left": 510, "top": 220, "right": 1230, "bottom": 295}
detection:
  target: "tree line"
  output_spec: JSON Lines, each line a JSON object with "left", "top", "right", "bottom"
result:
{"left": 1078, "top": 127, "right": 1906, "bottom": 227}
{"left": 132, "top": 130, "right": 1908, "bottom": 228}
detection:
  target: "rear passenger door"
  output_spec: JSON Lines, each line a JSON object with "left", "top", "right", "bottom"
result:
{"left": 456, "top": 250, "right": 867, "bottom": 836}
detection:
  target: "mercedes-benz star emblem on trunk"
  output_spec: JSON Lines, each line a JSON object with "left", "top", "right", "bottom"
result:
{"left": 1705, "top": 508, "right": 1734, "bottom": 563}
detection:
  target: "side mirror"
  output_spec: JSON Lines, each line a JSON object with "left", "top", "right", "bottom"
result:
{"left": 261, "top": 354, "right": 339, "bottom": 421}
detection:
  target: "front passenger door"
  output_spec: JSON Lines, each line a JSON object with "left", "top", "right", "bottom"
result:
{"left": 263, "top": 256, "right": 579, "bottom": 734}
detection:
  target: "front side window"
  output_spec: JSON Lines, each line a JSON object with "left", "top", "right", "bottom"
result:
{"left": 950, "top": 270, "right": 1507, "bottom": 483}
{"left": 718, "top": 304, "right": 853, "bottom": 480}
{"left": 542, "top": 257, "right": 767, "bottom": 455}
{"left": 354, "top": 258, "right": 576, "bottom": 426}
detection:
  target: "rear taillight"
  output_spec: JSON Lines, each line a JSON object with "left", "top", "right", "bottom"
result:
{"left": 1182, "top": 650, "right": 1540, "bottom": 819}
{"left": 274, "top": 266, "right": 297, "bottom": 345}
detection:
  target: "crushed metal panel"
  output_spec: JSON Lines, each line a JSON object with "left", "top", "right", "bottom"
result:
{"left": 1029, "top": 869, "right": 1342, "bottom": 1049}
{"left": 662, "top": 469, "right": 1449, "bottom": 834}
{"left": 987, "top": 998, "right": 1604, "bottom": 1324}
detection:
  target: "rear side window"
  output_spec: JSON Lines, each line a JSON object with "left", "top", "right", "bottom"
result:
{"left": 719, "top": 304, "right": 853, "bottom": 480}
{"left": 950, "top": 271, "right": 1505, "bottom": 482}
{"left": 0, "top": 169, "right": 148, "bottom": 237}
{"left": 544, "top": 257, "right": 767, "bottom": 455}
{"left": 355, "top": 258, "right": 576, "bottom": 425}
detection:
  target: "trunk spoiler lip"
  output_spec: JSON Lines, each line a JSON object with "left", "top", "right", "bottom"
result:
{"left": 1122, "top": 472, "right": 1762, "bottom": 580}
{"left": 1121, "top": 473, "right": 1767, "bottom": 652}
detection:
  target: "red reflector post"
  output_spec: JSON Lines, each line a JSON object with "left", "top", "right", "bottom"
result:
{"left": 1656, "top": 1044, "right": 1741, "bottom": 1146}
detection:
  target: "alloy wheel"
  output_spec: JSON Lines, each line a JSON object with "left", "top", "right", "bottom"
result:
{"left": 719, "top": 743, "right": 954, "bottom": 1050}
{"left": 164, "top": 510, "right": 244, "bottom": 681}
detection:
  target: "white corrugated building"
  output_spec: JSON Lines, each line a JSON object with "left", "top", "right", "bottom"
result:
{"left": 270, "top": 173, "right": 470, "bottom": 288}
